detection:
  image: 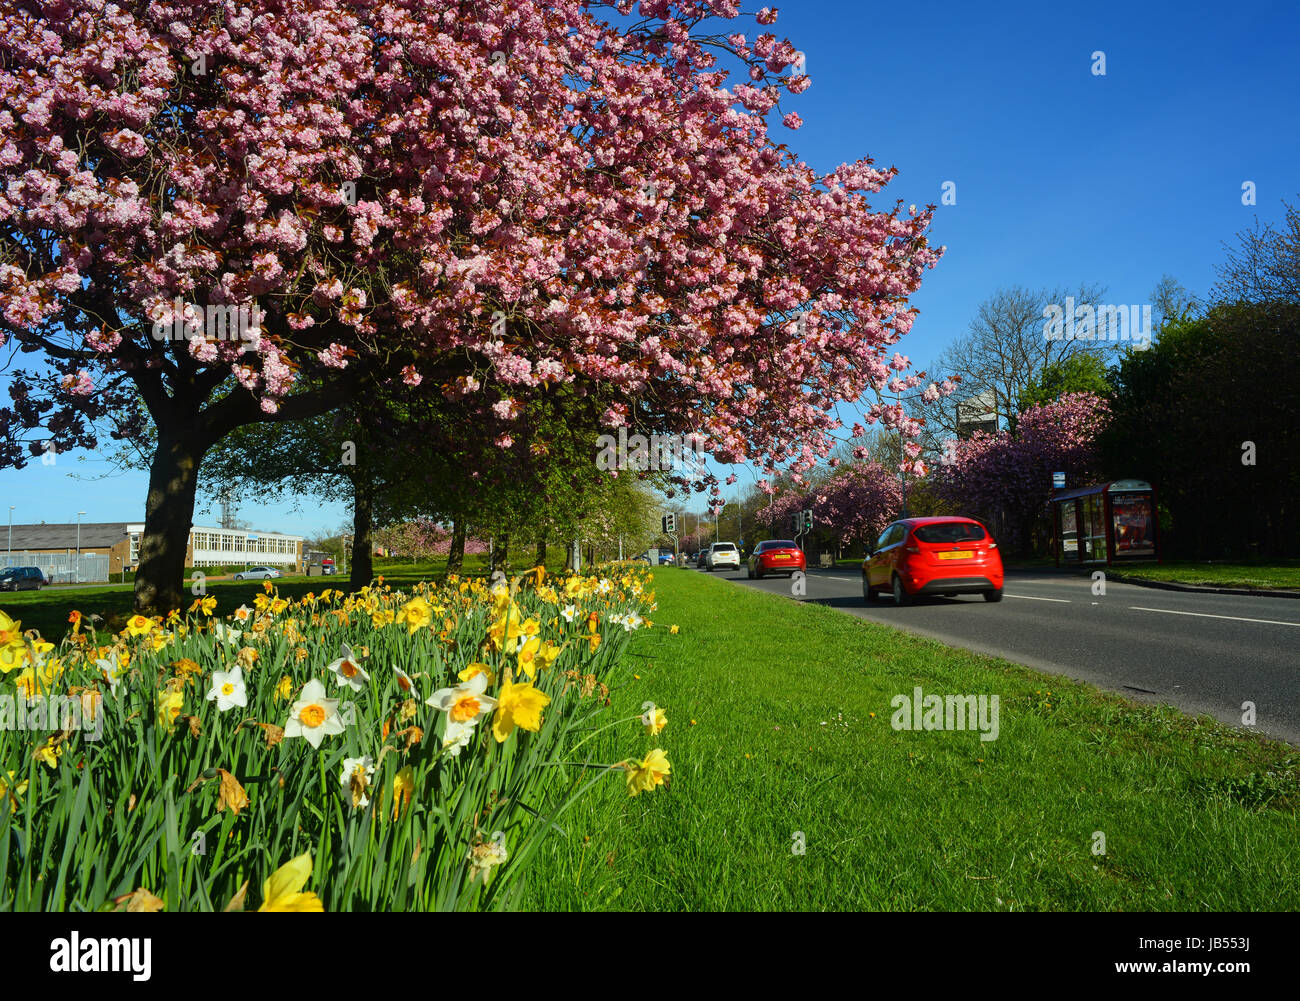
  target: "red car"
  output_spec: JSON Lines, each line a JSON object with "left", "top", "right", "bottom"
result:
{"left": 862, "top": 517, "right": 1003, "bottom": 605}
{"left": 747, "top": 539, "right": 806, "bottom": 579}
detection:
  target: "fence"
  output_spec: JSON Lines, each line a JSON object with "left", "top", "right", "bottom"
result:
{"left": 2, "top": 552, "right": 112, "bottom": 584}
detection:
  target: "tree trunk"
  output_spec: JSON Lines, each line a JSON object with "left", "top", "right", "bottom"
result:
{"left": 134, "top": 431, "right": 207, "bottom": 614}
{"left": 535, "top": 536, "right": 547, "bottom": 567}
{"left": 349, "top": 484, "right": 374, "bottom": 591}
{"left": 491, "top": 532, "right": 509, "bottom": 573}
{"left": 446, "top": 518, "right": 466, "bottom": 574}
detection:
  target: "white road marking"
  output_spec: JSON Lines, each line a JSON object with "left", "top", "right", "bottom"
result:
{"left": 1004, "top": 593, "right": 1071, "bottom": 603}
{"left": 1129, "top": 606, "right": 1300, "bottom": 628}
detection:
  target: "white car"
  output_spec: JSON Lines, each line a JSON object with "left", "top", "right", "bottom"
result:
{"left": 705, "top": 542, "right": 741, "bottom": 571}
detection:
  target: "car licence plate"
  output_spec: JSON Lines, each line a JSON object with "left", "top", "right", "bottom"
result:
{"left": 773, "top": 554, "right": 791, "bottom": 559}
{"left": 938, "top": 550, "right": 974, "bottom": 560}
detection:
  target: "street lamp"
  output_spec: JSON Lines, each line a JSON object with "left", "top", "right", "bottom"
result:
{"left": 76, "top": 511, "right": 86, "bottom": 583}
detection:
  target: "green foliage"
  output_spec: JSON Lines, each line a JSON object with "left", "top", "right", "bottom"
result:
{"left": 1015, "top": 352, "right": 1112, "bottom": 417}
{"left": 1099, "top": 302, "right": 1300, "bottom": 559}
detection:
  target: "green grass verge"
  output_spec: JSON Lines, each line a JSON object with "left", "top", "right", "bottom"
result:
{"left": 1102, "top": 561, "right": 1300, "bottom": 590}
{"left": 517, "top": 568, "right": 1300, "bottom": 911}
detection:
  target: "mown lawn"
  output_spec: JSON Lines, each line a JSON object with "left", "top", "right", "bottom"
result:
{"left": 518, "top": 568, "right": 1300, "bottom": 911}
{"left": 1103, "top": 560, "right": 1300, "bottom": 590}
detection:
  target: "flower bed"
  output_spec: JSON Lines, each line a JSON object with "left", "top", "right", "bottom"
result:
{"left": 0, "top": 566, "right": 671, "bottom": 911}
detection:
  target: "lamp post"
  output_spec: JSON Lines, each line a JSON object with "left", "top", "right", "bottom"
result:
{"left": 76, "top": 511, "right": 86, "bottom": 583}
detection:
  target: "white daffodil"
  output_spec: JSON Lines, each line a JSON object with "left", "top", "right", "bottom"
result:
{"left": 212, "top": 621, "right": 243, "bottom": 646}
{"left": 95, "top": 654, "right": 129, "bottom": 692}
{"left": 325, "top": 643, "right": 369, "bottom": 692}
{"left": 427, "top": 673, "right": 498, "bottom": 743}
{"left": 441, "top": 719, "right": 475, "bottom": 757}
{"left": 597, "top": 578, "right": 612, "bottom": 594}
{"left": 561, "top": 604, "right": 578, "bottom": 623}
{"left": 621, "top": 612, "right": 644, "bottom": 632}
{"left": 206, "top": 664, "right": 247, "bottom": 712}
{"left": 393, "top": 665, "right": 416, "bottom": 697}
{"left": 284, "top": 678, "right": 344, "bottom": 749}
{"left": 467, "top": 835, "right": 508, "bottom": 883}
{"left": 339, "top": 755, "right": 376, "bottom": 809}
{"left": 232, "top": 604, "right": 254, "bottom": 624}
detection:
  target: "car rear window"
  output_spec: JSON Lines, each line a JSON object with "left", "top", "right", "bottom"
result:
{"left": 763, "top": 540, "right": 797, "bottom": 550}
{"left": 913, "top": 522, "right": 987, "bottom": 544}
{"left": 713, "top": 544, "right": 737, "bottom": 551}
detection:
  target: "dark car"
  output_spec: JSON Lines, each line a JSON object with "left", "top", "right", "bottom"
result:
{"left": 747, "top": 539, "right": 806, "bottom": 579}
{"left": 863, "top": 517, "right": 1004, "bottom": 605}
{"left": 0, "top": 566, "right": 47, "bottom": 591}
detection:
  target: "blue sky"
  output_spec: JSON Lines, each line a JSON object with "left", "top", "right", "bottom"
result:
{"left": 4, "top": 0, "right": 1297, "bottom": 535}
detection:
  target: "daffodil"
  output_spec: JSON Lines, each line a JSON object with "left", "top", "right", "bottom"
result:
{"left": 275, "top": 675, "right": 294, "bottom": 701}
{"left": 233, "top": 604, "right": 254, "bottom": 623}
{"left": 466, "top": 835, "right": 508, "bottom": 883}
{"left": 34, "top": 736, "right": 64, "bottom": 769}
{"left": 624, "top": 748, "right": 671, "bottom": 797}
{"left": 644, "top": 706, "right": 668, "bottom": 736}
{"left": 258, "top": 852, "right": 324, "bottom": 912}
{"left": 392, "top": 665, "right": 416, "bottom": 696}
{"left": 325, "top": 644, "right": 369, "bottom": 692}
{"left": 156, "top": 681, "right": 184, "bottom": 733}
{"left": 0, "top": 770, "right": 28, "bottom": 806}
{"left": 212, "top": 621, "right": 243, "bottom": 646}
{"left": 457, "top": 662, "right": 495, "bottom": 685}
{"left": 124, "top": 614, "right": 156, "bottom": 638}
{"left": 398, "top": 597, "right": 431, "bottom": 634}
{"left": 206, "top": 665, "right": 248, "bottom": 712}
{"left": 339, "top": 755, "right": 376, "bottom": 810}
{"left": 428, "top": 673, "right": 498, "bottom": 754}
{"left": 392, "top": 765, "right": 415, "bottom": 819}
{"left": 283, "top": 678, "right": 344, "bottom": 749}
{"left": 492, "top": 672, "right": 551, "bottom": 743}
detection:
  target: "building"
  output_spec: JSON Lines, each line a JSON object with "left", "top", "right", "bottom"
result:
{"left": 4, "top": 521, "right": 304, "bottom": 577}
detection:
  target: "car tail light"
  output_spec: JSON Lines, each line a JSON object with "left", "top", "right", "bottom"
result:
{"left": 905, "top": 545, "right": 921, "bottom": 554}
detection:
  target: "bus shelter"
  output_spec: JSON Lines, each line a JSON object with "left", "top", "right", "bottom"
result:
{"left": 1050, "top": 479, "right": 1160, "bottom": 567}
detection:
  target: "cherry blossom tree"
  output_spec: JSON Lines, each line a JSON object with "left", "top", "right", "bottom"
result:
{"left": 934, "top": 392, "right": 1111, "bottom": 552}
{"left": 2, "top": 0, "right": 943, "bottom": 611}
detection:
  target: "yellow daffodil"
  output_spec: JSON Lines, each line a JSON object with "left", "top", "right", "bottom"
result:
{"left": 156, "top": 681, "right": 184, "bottom": 733}
{"left": 492, "top": 672, "right": 551, "bottom": 743}
{"left": 645, "top": 707, "right": 668, "bottom": 736}
{"left": 398, "top": 597, "right": 431, "bottom": 634}
{"left": 0, "top": 770, "right": 29, "bottom": 806}
{"left": 275, "top": 675, "right": 294, "bottom": 701}
{"left": 34, "top": 736, "right": 64, "bottom": 769}
{"left": 392, "top": 765, "right": 415, "bottom": 819}
{"left": 258, "top": 852, "right": 323, "bottom": 912}
{"left": 124, "top": 614, "right": 156, "bottom": 638}
{"left": 624, "top": 748, "right": 671, "bottom": 797}
{"left": 670, "top": 624, "right": 679, "bottom": 634}
{"left": 458, "top": 662, "right": 496, "bottom": 686}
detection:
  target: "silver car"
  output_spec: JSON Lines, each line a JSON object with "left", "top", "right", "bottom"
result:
{"left": 234, "top": 566, "right": 282, "bottom": 580}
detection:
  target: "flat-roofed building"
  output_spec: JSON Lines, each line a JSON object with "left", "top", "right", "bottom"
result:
{"left": 5, "top": 522, "right": 303, "bottom": 576}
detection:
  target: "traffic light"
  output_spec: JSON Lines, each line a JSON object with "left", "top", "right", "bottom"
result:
{"left": 791, "top": 512, "right": 801, "bottom": 535}
{"left": 662, "top": 513, "right": 676, "bottom": 534}
{"left": 803, "top": 510, "right": 813, "bottom": 532}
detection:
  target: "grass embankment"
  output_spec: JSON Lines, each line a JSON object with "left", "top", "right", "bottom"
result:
{"left": 519, "top": 568, "right": 1300, "bottom": 911}
{"left": 1103, "top": 561, "right": 1300, "bottom": 591}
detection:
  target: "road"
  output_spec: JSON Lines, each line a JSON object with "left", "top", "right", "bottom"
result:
{"left": 701, "top": 564, "right": 1300, "bottom": 746}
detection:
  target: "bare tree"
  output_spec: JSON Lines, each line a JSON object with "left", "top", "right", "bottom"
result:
{"left": 911, "top": 283, "right": 1109, "bottom": 456}
{"left": 1150, "top": 274, "right": 1198, "bottom": 330}
{"left": 1211, "top": 195, "right": 1300, "bottom": 303}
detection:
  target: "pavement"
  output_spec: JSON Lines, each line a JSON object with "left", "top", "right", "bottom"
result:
{"left": 694, "top": 563, "right": 1300, "bottom": 746}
